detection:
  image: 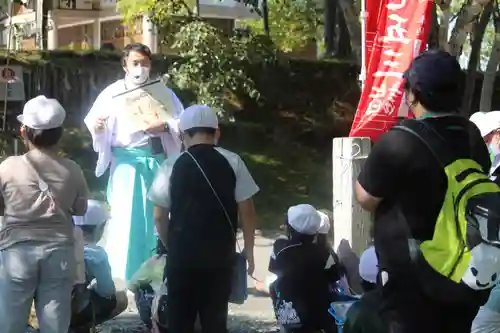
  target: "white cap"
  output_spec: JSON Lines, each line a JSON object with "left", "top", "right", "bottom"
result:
{"left": 179, "top": 105, "right": 219, "bottom": 132}
{"left": 17, "top": 95, "right": 66, "bottom": 130}
{"left": 317, "top": 211, "right": 331, "bottom": 235}
{"left": 287, "top": 204, "right": 322, "bottom": 235}
{"left": 359, "top": 246, "right": 378, "bottom": 284}
{"left": 73, "top": 200, "right": 110, "bottom": 226}
{"left": 470, "top": 111, "right": 500, "bottom": 137}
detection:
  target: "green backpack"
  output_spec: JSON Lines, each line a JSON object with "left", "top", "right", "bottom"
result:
{"left": 393, "top": 119, "right": 500, "bottom": 297}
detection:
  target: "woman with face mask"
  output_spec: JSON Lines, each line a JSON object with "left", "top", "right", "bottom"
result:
{"left": 83, "top": 43, "right": 184, "bottom": 284}
{"left": 469, "top": 111, "right": 500, "bottom": 333}
{"left": 470, "top": 111, "right": 500, "bottom": 182}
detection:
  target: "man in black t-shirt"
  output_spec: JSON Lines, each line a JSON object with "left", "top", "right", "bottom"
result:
{"left": 355, "top": 50, "right": 491, "bottom": 333}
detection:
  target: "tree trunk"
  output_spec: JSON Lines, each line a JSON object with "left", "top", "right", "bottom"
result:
{"left": 337, "top": 7, "right": 352, "bottom": 57}
{"left": 461, "top": 1, "right": 493, "bottom": 116}
{"left": 41, "top": 0, "right": 51, "bottom": 49}
{"left": 448, "top": 0, "right": 491, "bottom": 57}
{"left": 480, "top": 19, "right": 500, "bottom": 111}
{"left": 336, "top": 0, "right": 361, "bottom": 64}
{"left": 324, "top": 0, "right": 337, "bottom": 56}
{"left": 428, "top": 2, "right": 440, "bottom": 49}
{"left": 437, "top": 0, "right": 452, "bottom": 50}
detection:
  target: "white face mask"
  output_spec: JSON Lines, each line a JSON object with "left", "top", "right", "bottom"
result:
{"left": 489, "top": 143, "right": 500, "bottom": 158}
{"left": 127, "top": 66, "right": 150, "bottom": 85}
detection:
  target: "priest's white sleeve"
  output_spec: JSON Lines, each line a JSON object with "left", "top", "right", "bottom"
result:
{"left": 160, "top": 88, "right": 184, "bottom": 156}
{"left": 84, "top": 88, "right": 115, "bottom": 178}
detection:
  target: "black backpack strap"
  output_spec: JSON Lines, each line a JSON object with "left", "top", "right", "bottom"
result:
{"left": 392, "top": 119, "right": 453, "bottom": 169}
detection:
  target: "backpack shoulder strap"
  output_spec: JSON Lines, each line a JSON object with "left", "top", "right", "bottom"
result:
{"left": 392, "top": 119, "right": 452, "bottom": 169}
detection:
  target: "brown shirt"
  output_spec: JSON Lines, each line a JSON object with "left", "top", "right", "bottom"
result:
{"left": 0, "top": 149, "right": 90, "bottom": 250}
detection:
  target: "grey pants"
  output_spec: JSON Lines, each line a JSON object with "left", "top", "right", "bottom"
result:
{"left": 0, "top": 241, "right": 75, "bottom": 333}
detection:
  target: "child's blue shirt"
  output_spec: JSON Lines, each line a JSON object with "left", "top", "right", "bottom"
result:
{"left": 84, "top": 244, "right": 116, "bottom": 298}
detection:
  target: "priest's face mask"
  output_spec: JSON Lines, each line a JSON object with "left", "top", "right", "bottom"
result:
{"left": 123, "top": 50, "right": 152, "bottom": 85}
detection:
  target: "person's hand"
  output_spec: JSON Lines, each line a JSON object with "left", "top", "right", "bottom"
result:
{"left": 244, "top": 249, "right": 255, "bottom": 277}
{"left": 144, "top": 120, "right": 168, "bottom": 134}
{"left": 94, "top": 116, "right": 108, "bottom": 133}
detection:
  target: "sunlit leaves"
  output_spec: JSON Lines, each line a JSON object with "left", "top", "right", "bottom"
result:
{"left": 240, "top": 0, "right": 320, "bottom": 52}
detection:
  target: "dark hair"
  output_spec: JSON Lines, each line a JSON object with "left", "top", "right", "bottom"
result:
{"left": 25, "top": 126, "right": 63, "bottom": 148}
{"left": 286, "top": 222, "right": 315, "bottom": 244}
{"left": 404, "top": 80, "right": 461, "bottom": 114}
{"left": 122, "top": 43, "right": 152, "bottom": 66}
{"left": 184, "top": 127, "right": 217, "bottom": 138}
{"left": 78, "top": 225, "right": 98, "bottom": 236}
{"left": 317, "top": 233, "right": 328, "bottom": 248}
{"left": 403, "top": 50, "right": 463, "bottom": 113}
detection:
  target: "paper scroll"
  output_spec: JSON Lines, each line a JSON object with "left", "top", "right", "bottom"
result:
{"left": 113, "top": 79, "right": 176, "bottom": 132}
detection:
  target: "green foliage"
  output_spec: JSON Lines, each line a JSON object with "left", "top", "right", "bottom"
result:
{"left": 241, "top": 0, "right": 321, "bottom": 52}
{"left": 117, "top": 0, "right": 278, "bottom": 110}
{"left": 168, "top": 20, "right": 277, "bottom": 107}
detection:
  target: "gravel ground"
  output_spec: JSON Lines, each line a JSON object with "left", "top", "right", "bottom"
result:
{"left": 98, "top": 233, "right": 280, "bottom": 333}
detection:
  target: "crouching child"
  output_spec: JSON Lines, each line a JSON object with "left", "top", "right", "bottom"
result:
{"left": 270, "top": 204, "right": 342, "bottom": 333}
{"left": 70, "top": 200, "right": 128, "bottom": 331}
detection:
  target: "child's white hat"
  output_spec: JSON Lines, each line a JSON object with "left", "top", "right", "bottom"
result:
{"left": 73, "top": 200, "right": 110, "bottom": 226}
{"left": 470, "top": 111, "right": 500, "bottom": 137}
{"left": 317, "top": 211, "right": 331, "bottom": 235}
{"left": 287, "top": 204, "right": 322, "bottom": 235}
{"left": 359, "top": 245, "right": 378, "bottom": 284}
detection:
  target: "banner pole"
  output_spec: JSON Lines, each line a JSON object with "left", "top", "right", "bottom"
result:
{"left": 359, "top": 0, "right": 367, "bottom": 90}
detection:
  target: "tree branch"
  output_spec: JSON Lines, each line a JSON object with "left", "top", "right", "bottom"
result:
{"left": 448, "top": 0, "right": 492, "bottom": 57}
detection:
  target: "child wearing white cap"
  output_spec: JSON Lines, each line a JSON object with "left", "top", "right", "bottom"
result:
{"left": 255, "top": 209, "right": 342, "bottom": 296}
{"left": 470, "top": 111, "right": 500, "bottom": 178}
{"left": 338, "top": 245, "right": 389, "bottom": 333}
{"left": 148, "top": 104, "right": 259, "bottom": 332}
{"left": 70, "top": 200, "right": 128, "bottom": 330}
{"left": 269, "top": 204, "right": 341, "bottom": 333}
{"left": 469, "top": 111, "right": 500, "bottom": 333}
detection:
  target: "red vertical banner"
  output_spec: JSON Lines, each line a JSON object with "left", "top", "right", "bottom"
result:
{"left": 365, "top": 0, "right": 384, "bottom": 72}
{"left": 350, "top": 0, "right": 434, "bottom": 141}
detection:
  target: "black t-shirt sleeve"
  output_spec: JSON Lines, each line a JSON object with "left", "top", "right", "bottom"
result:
{"left": 357, "top": 129, "right": 414, "bottom": 198}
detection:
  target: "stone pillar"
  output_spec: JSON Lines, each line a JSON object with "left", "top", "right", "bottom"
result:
{"left": 47, "top": 10, "right": 58, "bottom": 50}
{"left": 142, "top": 15, "right": 156, "bottom": 53}
{"left": 93, "top": 19, "right": 101, "bottom": 49}
{"left": 332, "top": 137, "right": 372, "bottom": 255}
{"left": 332, "top": 136, "right": 372, "bottom": 294}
